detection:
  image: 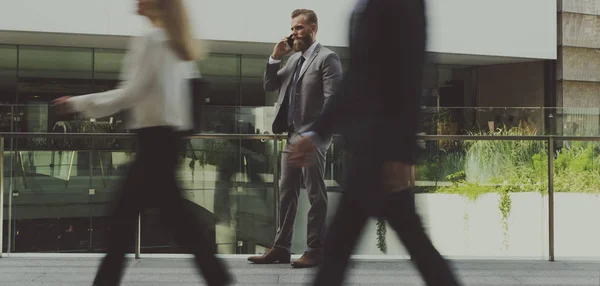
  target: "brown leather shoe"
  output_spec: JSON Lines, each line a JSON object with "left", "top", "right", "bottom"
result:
{"left": 247, "top": 247, "right": 291, "bottom": 264}
{"left": 291, "top": 250, "right": 322, "bottom": 268}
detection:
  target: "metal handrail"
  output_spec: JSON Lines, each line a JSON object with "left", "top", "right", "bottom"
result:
{"left": 1, "top": 132, "right": 600, "bottom": 142}
{"left": 0, "top": 132, "right": 286, "bottom": 140}
{"left": 419, "top": 135, "right": 600, "bottom": 141}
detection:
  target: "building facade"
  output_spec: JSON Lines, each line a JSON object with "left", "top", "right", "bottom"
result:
{"left": 0, "top": 0, "right": 558, "bottom": 134}
{"left": 0, "top": 0, "right": 564, "bottom": 256}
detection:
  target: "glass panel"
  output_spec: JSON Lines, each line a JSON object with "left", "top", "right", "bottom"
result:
{"left": 92, "top": 49, "right": 127, "bottom": 131}
{"left": 139, "top": 137, "right": 277, "bottom": 254}
{"left": 414, "top": 137, "right": 548, "bottom": 258}
{"left": 553, "top": 140, "right": 600, "bottom": 258}
{"left": 10, "top": 166, "right": 92, "bottom": 253}
{"left": 0, "top": 45, "right": 17, "bottom": 104}
{"left": 227, "top": 138, "right": 276, "bottom": 253}
{"left": 241, "top": 55, "right": 275, "bottom": 107}
{"left": 420, "top": 107, "right": 545, "bottom": 136}
{"left": 18, "top": 46, "right": 93, "bottom": 101}
{"left": 197, "top": 54, "right": 239, "bottom": 107}
{"left": 200, "top": 106, "right": 239, "bottom": 133}
{"left": 10, "top": 136, "right": 89, "bottom": 252}
{"left": 89, "top": 138, "right": 136, "bottom": 253}
{"left": 93, "top": 49, "right": 126, "bottom": 82}
{"left": 199, "top": 105, "right": 275, "bottom": 139}
{"left": 8, "top": 135, "right": 135, "bottom": 253}
{"left": 2, "top": 144, "right": 9, "bottom": 253}
{"left": 324, "top": 137, "right": 344, "bottom": 191}
{"left": 545, "top": 107, "right": 600, "bottom": 136}
{"left": 17, "top": 46, "right": 94, "bottom": 136}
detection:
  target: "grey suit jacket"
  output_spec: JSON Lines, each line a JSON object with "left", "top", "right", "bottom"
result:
{"left": 265, "top": 43, "right": 342, "bottom": 139}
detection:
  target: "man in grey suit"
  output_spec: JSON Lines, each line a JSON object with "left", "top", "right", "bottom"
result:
{"left": 247, "top": 8, "right": 342, "bottom": 268}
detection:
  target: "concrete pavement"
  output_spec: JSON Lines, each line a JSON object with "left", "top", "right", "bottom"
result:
{"left": 0, "top": 257, "right": 599, "bottom": 285}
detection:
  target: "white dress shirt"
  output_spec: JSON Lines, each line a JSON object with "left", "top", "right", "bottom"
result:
{"left": 69, "top": 27, "right": 198, "bottom": 131}
{"left": 269, "top": 41, "right": 319, "bottom": 75}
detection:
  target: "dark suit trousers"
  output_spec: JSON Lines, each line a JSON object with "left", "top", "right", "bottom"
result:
{"left": 313, "top": 154, "right": 461, "bottom": 286}
{"left": 93, "top": 127, "right": 229, "bottom": 286}
{"left": 274, "top": 132, "right": 329, "bottom": 251}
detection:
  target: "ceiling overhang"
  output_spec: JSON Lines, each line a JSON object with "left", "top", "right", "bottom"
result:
{"left": 0, "top": 30, "right": 546, "bottom": 66}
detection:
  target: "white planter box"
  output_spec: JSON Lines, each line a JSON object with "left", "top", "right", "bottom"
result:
{"left": 291, "top": 192, "right": 600, "bottom": 259}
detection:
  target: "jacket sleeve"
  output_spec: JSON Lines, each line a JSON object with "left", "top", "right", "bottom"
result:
{"left": 263, "top": 57, "right": 290, "bottom": 92}
{"left": 68, "top": 36, "right": 158, "bottom": 119}
{"left": 320, "top": 53, "right": 343, "bottom": 123}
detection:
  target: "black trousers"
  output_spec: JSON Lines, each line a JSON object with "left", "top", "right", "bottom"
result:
{"left": 93, "top": 127, "right": 230, "bottom": 286}
{"left": 313, "top": 154, "right": 461, "bottom": 286}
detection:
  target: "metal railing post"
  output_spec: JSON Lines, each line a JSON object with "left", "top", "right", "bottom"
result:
{"left": 548, "top": 137, "right": 555, "bottom": 262}
{"left": 135, "top": 213, "right": 141, "bottom": 259}
{"left": 272, "top": 139, "right": 280, "bottom": 235}
{"left": 0, "top": 137, "right": 4, "bottom": 257}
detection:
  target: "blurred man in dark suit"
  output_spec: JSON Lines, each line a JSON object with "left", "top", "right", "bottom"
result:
{"left": 290, "top": 0, "right": 461, "bottom": 285}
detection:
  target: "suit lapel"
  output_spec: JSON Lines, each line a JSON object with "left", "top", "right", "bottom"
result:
{"left": 297, "top": 44, "right": 322, "bottom": 82}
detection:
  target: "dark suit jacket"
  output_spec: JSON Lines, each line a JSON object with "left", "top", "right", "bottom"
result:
{"left": 311, "top": 0, "right": 427, "bottom": 165}
{"left": 266, "top": 44, "right": 342, "bottom": 138}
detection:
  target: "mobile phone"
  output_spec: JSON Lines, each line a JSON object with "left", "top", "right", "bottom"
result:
{"left": 286, "top": 34, "right": 294, "bottom": 48}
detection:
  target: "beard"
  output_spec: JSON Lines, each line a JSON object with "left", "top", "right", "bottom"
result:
{"left": 293, "top": 33, "right": 314, "bottom": 52}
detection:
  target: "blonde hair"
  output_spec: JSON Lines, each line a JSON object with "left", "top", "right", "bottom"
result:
{"left": 158, "top": 0, "right": 201, "bottom": 61}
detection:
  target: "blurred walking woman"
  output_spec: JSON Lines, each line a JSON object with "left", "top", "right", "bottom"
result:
{"left": 53, "top": 0, "right": 231, "bottom": 285}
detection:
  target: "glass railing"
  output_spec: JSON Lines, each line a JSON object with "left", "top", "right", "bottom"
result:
{"left": 0, "top": 104, "right": 599, "bottom": 260}
{"left": 1, "top": 104, "right": 600, "bottom": 138}
{"left": 2, "top": 132, "right": 600, "bottom": 261}
{"left": 0, "top": 132, "right": 344, "bottom": 256}
{"left": 420, "top": 107, "right": 600, "bottom": 137}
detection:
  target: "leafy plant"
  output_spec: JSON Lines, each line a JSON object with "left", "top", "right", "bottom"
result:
{"left": 497, "top": 184, "right": 513, "bottom": 248}
{"left": 435, "top": 181, "right": 495, "bottom": 201}
{"left": 381, "top": 124, "right": 600, "bottom": 252}
{"left": 446, "top": 170, "right": 466, "bottom": 183}
{"left": 463, "top": 124, "right": 543, "bottom": 183}
{"left": 376, "top": 218, "right": 387, "bottom": 253}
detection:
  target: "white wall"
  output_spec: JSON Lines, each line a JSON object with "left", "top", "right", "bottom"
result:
{"left": 427, "top": 0, "right": 557, "bottom": 60}
{"left": 0, "top": 0, "right": 556, "bottom": 60}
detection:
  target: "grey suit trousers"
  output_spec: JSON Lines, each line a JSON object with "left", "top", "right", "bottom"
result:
{"left": 274, "top": 132, "right": 330, "bottom": 251}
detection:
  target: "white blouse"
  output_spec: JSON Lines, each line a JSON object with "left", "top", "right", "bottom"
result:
{"left": 69, "top": 27, "right": 198, "bottom": 131}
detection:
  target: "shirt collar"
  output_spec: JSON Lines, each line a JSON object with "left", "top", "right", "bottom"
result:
{"left": 302, "top": 41, "right": 319, "bottom": 60}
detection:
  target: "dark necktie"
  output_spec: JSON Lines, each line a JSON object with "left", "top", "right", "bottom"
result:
{"left": 287, "top": 56, "right": 306, "bottom": 129}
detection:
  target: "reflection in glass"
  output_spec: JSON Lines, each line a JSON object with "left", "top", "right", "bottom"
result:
{"left": 241, "top": 55, "right": 271, "bottom": 107}
{"left": 2, "top": 182, "right": 7, "bottom": 253}
{"left": 420, "top": 107, "right": 545, "bottom": 136}
{"left": 18, "top": 46, "right": 93, "bottom": 103}
{"left": 8, "top": 137, "right": 135, "bottom": 253}
{"left": 198, "top": 54, "right": 240, "bottom": 107}
{"left": 0, "top": 45, "right": 17, "bottom": 105}
{"left": 17, "top": 46, "right": 94, "bottom": 138}
{"left": 140, "top": 138, "right": 276, "bottom": 254}
{"left": 547, "top": 107, "right": 600, "bottom": 136}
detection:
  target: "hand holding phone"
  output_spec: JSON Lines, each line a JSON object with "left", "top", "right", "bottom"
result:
{"left": 286, "top": 34, "right": 294, "bottom": 49}
{"left": 272, "top": 34, "right": 294, "bottom": 60}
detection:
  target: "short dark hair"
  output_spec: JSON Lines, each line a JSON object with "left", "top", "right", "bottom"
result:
{"left": 291, "top": 9, "right": 318, "bottom": 27}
